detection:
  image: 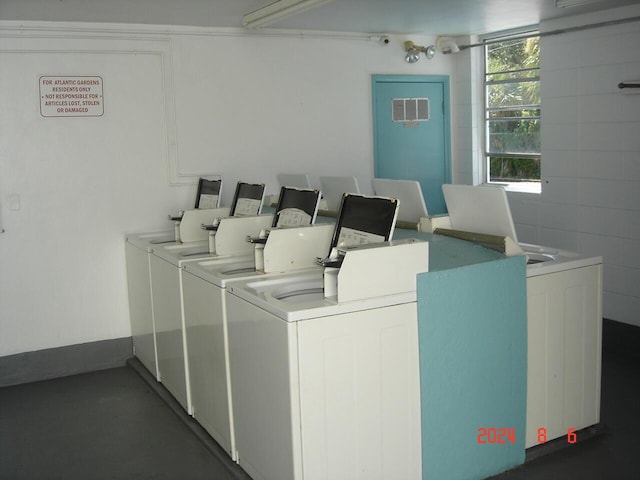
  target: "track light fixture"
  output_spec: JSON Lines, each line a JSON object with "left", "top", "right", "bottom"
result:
{"left": 404, "top": 41, "right": 435, "bottom": 63}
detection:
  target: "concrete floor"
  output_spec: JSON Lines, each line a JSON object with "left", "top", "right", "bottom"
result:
{"left": 489, "top": 349, "right": 640, "bottom": 480}
{"left": 1, "top": 346, "right": 638, "bottom": 479}
{"left": 0, "top": 361, "right": 249, "bottom": 480}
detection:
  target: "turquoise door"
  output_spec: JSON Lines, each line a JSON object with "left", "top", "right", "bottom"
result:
{"left": 372, "top": 75, "right": 451, "bottom": 215}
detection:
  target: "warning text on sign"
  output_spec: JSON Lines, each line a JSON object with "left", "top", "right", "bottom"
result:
{"left": 39, "top": 76, "right": 104, "bottom": 117}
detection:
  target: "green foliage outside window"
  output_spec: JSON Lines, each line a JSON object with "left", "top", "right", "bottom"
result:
{"left": 490, "top": 157, "right": 540, "bottom": 180}
{"left": 486, "top": 35, "right": 541, "bottom": 182}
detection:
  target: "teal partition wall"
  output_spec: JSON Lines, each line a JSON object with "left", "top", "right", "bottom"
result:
{"left": 417, "top": 255, "right": 527, "bottom": 480}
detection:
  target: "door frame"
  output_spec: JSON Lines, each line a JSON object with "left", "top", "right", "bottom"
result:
{"left": 371, "top": 74, "right": 452, "bottom": 187}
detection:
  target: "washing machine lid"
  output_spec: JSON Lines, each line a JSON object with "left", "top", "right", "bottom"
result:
{"left": 126, "top": 230, "right": 175, "bottom": 251}
{"left": 227, "top": 271, "right": 416, "bottom": 322}
{"left": 272, "top": 186, "right": 321, "bottom": 228}
{"left": 152, "top": 240, "right": 212, "bottom": 265}
{"left": 330, "top": 193, "right": 399, "bottom": 252}
{"left": 182, "top": 251, "right": 326, "bottom": 287}
{"left": 229, "top": 181, "right": 266, "bottom": 217}
{"left": 319, "top": 176, "right": 360, "bottom": 212}
{"left": 442, "top": 184, "right": 518, "bottom": 243}
{"left": 372, "top": 178, "right": 428, "bottom": 223}
{"left": 182, "top": 253, "right": 259, "bottom": 287}
{"left": 194, "top": 177, "right": 222, "bottom": 209}
{"left": 277, "top": 173, "right": 311, "bottom": 189}
{"left": 520, "top": 242, "right": 602, "bottom": 277}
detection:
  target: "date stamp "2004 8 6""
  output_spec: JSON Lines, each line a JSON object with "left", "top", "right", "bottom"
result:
{"left": 477, "top": 427, "right": 578, "bottom": 444}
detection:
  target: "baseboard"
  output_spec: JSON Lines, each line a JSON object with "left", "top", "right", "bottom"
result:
{"left": 0, "top": 337, "right": 133, "bottom": 388}
{"left": 603, "top": 318, "right": 640, "bottom": 361}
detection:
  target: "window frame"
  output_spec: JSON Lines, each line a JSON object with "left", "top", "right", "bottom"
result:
{"left": 482, "top": 27, "right": 541, "bottom": 193}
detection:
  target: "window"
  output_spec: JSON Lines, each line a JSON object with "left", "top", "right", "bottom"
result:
{"left": 485, "top": 33, "right": 540, "bottom": 185}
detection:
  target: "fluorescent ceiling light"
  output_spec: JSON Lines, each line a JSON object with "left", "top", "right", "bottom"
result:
{"left": 555, "top": 0, "right": 604, "bottom": 8}
{"left": 243, "top": 0, "right": 336, "bottom": 29}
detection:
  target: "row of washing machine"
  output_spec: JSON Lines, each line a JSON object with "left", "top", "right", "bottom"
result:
{"left": 125, "top": 185, "right": 430, "bottom": 480}
{"left": 126, "top": 180, "right": 604, "bottom": 479}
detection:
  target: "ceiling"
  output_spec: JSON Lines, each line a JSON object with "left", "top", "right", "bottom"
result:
{"left": 1, "top": 0, "right": 639, "bottom": 36}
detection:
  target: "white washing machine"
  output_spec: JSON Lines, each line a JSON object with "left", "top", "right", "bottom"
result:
{"left": 146, "top": 186, "right": 324, "bottom": 416}
{"left": 122, "top": 178, "right": 227, "bottom": 380}
{"left": 522, "top": 243, "right": 603, "bottom": 448}
{"left": 181, "top": 222, "right": 334, "bottom": 459}
{"left": 225, "top": 238, "right": 428, "bottom": 480}
{"left": 149, "top": 214, "right": 272, "bottom": 413}
{"left": 125, "top": 186, "right": 231, "bottom": 378}
{"left": 178, "top": 186, "right": 327, "bottom": 456}
{"left": 441, "top": 183, "right": 604, "bottom": 448}
{"left": 125, "top": 230, "right": 175, "bottom": 379}
{"left": 124, "top": 203, "right": 259, "bottom": 383}
{"left": 144, "top": 182, "right": 266, "bottom": 411}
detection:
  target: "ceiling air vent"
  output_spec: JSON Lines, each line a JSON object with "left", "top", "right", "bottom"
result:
{"left": 392, "top": 98, "right": 430, "bottom": 123}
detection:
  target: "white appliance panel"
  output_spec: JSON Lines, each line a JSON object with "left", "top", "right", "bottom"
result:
{"left": 182, "top": 270, "right": 233, "bottom": 455}
{"left": 297, "top": 302, "right": 421, "bottom": 480}
{"left": 525, "top": 264, "right": 603, "bottom": 448}
{"left": 226, "top": 293, "right": 302, "bottom": 480}
{"left": 125, "top": 240, "right": 158, "bottom": 379}
{"left": 150, "top": 255, "right": 190, "bottom": 412}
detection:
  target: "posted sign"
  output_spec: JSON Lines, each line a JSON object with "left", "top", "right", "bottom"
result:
{"left": 39, "top": 76, "right": 104, "bottom": 117}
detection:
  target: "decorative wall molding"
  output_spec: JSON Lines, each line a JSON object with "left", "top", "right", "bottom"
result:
{"left": 0, "top": 19, "right": 385, "bottom": 42}
{"left": 0, "top": 25, "right": 208, "bottom": 186}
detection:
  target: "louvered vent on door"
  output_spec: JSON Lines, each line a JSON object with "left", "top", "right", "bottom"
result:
{"left": 392, "top": 98, "right": 430, "bottom": 122}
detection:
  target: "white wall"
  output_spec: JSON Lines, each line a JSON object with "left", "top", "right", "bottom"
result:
{"left": 537, "top": 7, "right": 640, "bottom": 327}
{"left": 452, "top": 35, "right": 484, "bottom": 186}
{"left": 0, "top": 22, "right": 456, "bottom": 357}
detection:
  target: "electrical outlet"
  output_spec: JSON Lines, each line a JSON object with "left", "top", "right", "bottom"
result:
{"left": 8, "top": 194, "right": 20, "bottom": 211}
